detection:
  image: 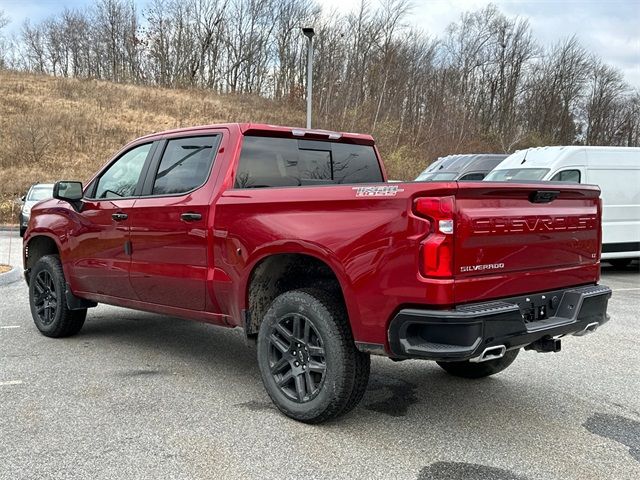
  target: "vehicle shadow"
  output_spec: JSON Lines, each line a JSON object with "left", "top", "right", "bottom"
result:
{"left": 78, "top": 307, "right": 598, "bottom": 440}
{"left": 80, "top": 310, "right": 259, "bottom": 379}
{"left": 601, "top": 259, "right": 640, "bottom": 275}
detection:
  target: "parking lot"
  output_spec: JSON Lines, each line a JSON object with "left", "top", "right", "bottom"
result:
{"left": 1, "top": 229, "right": 639, "bottom": 480}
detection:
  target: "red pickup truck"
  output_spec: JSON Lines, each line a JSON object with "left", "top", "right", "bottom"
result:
{"left": 23, "top": 124, "right": 611, "bottom": 423}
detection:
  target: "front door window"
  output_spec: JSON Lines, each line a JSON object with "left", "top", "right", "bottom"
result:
{"left": 93, "top": 143, "right": 152, "bottom": 199}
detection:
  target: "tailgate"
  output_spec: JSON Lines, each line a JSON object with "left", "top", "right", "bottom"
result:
{"left": 453, "top": 182, "right": 601, "bottom": 296}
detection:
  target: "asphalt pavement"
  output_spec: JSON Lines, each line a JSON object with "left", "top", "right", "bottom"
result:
{"left": 1, "top": 229, "right": 639, "bottom": 480}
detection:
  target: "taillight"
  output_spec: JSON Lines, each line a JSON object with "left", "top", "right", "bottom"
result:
{"left": 414, "top": 196, "right": 455, "bottom": 277}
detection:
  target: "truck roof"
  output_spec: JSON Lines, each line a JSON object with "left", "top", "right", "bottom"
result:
{"left": 497, "top": 146, "right": 640, "bottom": 170}
{"left": 416, "top": 153, "right": 507, "bottom": 180}
{"left": 440, "top": 154, "right": 507, "bottom": 173}
{"left": 136, "top": 123, "right": 375, "bottom": 145}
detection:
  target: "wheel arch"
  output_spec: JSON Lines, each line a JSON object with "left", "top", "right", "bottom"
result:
{"left": 24, "top": 234, "right": 63, "bottom": 284}
{"left": 242, "top": 250, "right": 359, "bottom": 339}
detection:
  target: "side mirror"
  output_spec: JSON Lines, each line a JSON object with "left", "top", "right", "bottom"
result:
{"left": 20, "top": 195, "right": 26, "bottom": 202}
{"left": 53, "top": 181, "right": 84, "bottom": 202}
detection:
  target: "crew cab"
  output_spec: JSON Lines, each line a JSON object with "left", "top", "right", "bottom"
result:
{"left": 23, "top": 124, "right": 611, "bottom": 423}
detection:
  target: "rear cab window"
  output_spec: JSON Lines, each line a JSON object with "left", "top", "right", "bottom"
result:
{"left": 235, "top": 136, "right": 383, "bottom": 188}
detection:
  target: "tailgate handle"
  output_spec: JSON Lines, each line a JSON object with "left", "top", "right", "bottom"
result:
{"left": 529, "top": 190, "right": 560, "bottom": 203}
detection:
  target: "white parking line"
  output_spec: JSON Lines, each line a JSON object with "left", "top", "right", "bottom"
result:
{"left": 611, "top": 287, "right": 640, "bottom": 292}
{"left": 0, "top": 380, "right": 23, "bottom": 386}
{"left": 0, "top": 326, "right": 21, "bottom": 329}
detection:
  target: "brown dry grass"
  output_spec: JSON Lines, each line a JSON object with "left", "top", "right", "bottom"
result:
{"left": 0, "top": 70, "right": 430, "bottom": 223}
{"left": 0, "top": 264, "right": 11, "bottom": 273}
{"left": 0, "top": 71, "right": 308, "bottom": 222}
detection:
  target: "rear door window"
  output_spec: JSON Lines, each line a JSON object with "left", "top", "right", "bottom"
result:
{"left": 235, "top": 136, "right": 383, "bottom": 188}
{"left": 151, "top": 135, "right": 219, "bottom": 195}
{"left": 459, "top": 172, "right": 485, "bottom": 181}
{"left": 550, "top": 169, "right": 581, "bottom": 183}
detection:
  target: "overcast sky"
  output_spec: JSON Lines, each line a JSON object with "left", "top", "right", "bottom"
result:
{"left": 2, "top": 0, "right": 639, "bottom": 87}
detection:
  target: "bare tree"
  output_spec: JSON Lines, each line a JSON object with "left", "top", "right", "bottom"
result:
{"left": 583, "top": 58, "right": 629, "bottom": 145}
{"left": 0, "top": 9, "right": 10, "bottom": 68}
{"left": 21, "top": 20, "right": 47, "bottom": 73}
{"left": 2, "top": 0, "right": 637, "bottom": 170}
{"left": 0, "top": 10, "right": 8, "bottom": 30}
{"left": 523, "top": 37, "right": 590, "bottom": 144}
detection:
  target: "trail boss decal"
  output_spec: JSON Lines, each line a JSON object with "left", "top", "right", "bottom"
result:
{"left": 353, "top": 185, "right": 404, "bottom": 197}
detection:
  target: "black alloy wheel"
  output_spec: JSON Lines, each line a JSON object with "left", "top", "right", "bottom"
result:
{"left": 29, "top": 255, "right": 87, "bottom": 337}
{"left": 257, "top": 288, "right": 370, "bottom": 423}
{"left": 268, "top": 313, "right": 327, "bottom": 403}
{"left": 33, "top": 270, "right": 58, "bottom": 326}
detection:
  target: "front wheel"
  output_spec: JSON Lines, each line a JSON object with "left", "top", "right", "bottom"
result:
{"left": 437, "top": 349, "right": 519, "bottom": 379}
{"left": 29, "top": 255, "right": 86, "bottom": 337}
{"left": 257, "top": 289, "right": 370, "bottom": 423}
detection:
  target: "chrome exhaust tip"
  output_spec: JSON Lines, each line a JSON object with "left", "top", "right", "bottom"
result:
{"left": 573, "top": 322, "right": 599, "bottom": 337}
{"left": 469, "top": 345, "right": 506, "bottom": 363}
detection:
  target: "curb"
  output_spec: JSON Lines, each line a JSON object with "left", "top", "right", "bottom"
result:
{"left": 0, "top": 225, "right": 20, "bottom": 232}
{"left": 0, "top": 266, "right": 22, "bottom": 286}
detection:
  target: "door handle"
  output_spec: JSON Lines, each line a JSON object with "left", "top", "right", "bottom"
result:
{"left": 181, "top": 212, "right": 202, "bottom": 222}
{"left": 112, "top": 212, "right": 128, "bottom": 221}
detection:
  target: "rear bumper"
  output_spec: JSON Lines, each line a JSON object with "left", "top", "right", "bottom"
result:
{"left": 388, "top": 284, "right": 611, "bottom": 361}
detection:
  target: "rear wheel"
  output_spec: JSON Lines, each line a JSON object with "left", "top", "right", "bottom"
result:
{"left": 257, "top": 288, "right": 370, "bottom": 423}
{"left": 29, "top": 255, "right": 86, "bottom": 337}
{"left": 437, "top": 349, "right": 519, "bottom": 379}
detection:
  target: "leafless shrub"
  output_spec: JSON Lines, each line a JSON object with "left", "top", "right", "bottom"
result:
{"left": 5, "top": 114, "right": 50, "bottom": 168}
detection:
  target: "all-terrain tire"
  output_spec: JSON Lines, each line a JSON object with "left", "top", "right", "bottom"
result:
{"left": 29, "top": 255, "right": 86, "bottom": 337}
{"left": 436, "top": 349, "right": 520, "bottom": 379}
{"left": 257, "top": 288, "right": 370, "bottom": 423}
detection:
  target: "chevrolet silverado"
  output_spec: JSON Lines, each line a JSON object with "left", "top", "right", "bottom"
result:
{"left": 23, "top": 124, "right": 611, "bottom": 423}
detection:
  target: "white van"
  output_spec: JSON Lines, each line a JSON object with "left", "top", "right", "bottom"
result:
{"left": 485, "top": 146, "right": 640, "bottom": 267}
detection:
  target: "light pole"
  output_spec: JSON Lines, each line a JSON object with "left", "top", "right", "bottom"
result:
{"left": 302, "top": 27, "right": 315, "bottom": 129}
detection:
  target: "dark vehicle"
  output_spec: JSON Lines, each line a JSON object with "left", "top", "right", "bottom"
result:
{"left": 416, "top": 154, "right": 507, "bottom": 181}
{"left": 23, "top": 124, "right": 611, "bottom": 423}
{"left": 19, "top": 183, "right": 54, "bottom": 237}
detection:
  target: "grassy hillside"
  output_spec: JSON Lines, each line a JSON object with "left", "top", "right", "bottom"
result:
{"left": 0, "top": 70, "right": 425, "bottom": 223}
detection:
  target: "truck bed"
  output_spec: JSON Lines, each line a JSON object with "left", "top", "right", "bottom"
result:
{"left": 214, "top": 180, "right": 602, "bottom": 347}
